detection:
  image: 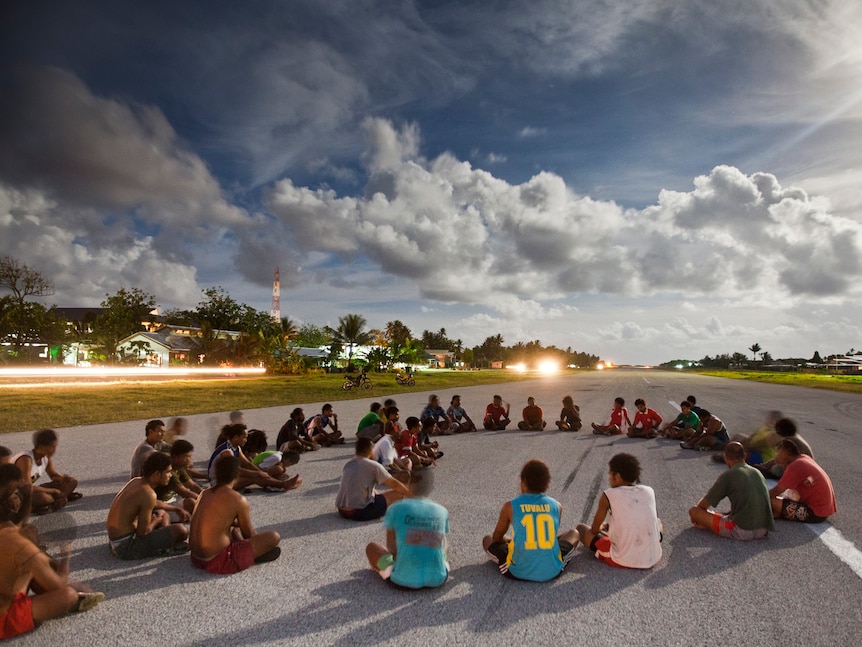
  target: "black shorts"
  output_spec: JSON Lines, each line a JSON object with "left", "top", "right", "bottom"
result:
{"left": 487, "top": 539, "right": 574, "bottom": 580}
{"left": 781, "top": 498, "right": 828, "bottom": 523}
{"left": 338, "top": 494, "right": 387, "bottom": 522}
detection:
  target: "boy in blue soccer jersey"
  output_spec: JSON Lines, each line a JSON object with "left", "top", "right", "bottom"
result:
{"left": 482, "top": 459, "right": 579, "bottom": 582}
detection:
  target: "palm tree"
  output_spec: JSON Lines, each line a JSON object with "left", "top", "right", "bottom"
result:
{"left": 748, "top": 343, "right": 762, "bottom": 361}
{"left": 327, "top": 314, "right": 373, "bottom": 369}
{"left": 279, "top": 317, "right": 298, "bottom": 340}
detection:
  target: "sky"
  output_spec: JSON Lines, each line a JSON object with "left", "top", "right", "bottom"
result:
{"left": 2, "top": 1, "right": 862, "bottom": 365}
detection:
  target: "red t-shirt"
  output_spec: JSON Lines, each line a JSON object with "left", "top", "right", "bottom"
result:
{"left": 776, "top": 455, "right": 837, "bottom": 518}
{"left": 485, "top": 404, "right": 507, "bottom": 422}
{"left": 609, "top": 407, "right": 631, "bottom": 427}
{"left": 522, "top": 405, "right": 544, "bottom": 424}
{"left": 395, "top": 429, "right": 415, "bottom": 458}
{"left": 633, "top": 408, "right": 662, "bottom": 429}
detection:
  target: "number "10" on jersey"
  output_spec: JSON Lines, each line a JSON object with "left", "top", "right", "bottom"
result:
{"left": 521, "top": 513, "right": 556, "bottom": 550}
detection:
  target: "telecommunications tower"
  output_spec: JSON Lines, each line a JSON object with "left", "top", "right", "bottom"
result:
{"left": 270, "top": 267, "right": 281, "bottom": 322}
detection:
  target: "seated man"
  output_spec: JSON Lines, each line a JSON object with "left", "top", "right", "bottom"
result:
{"left": 483, "top": 395, "right": 511, "bottom": 430}
{"left": 373, "top": 408, "right": 413, "bottom": 479}
{"left": 680, "top": 410, "right": 730, "bottom": 451}
{"left": 336, "top": 438, "right": 410, "bottom": 521}
{"left": 769, "top": 439, "right": 836, "bottom": 523}
{"left": 208, "top": 424, "right": 300, "bottom": 491}
{"left": 483, "top": 459, "right": 578, "bottom": 582}
{"left": 13, "top": 428, "right": 81, "bottom": 515}
{"left": 306, "top": 404, "right": 344, "bottom": 446}
{"left": 154, "top": 440, "right": 204, "bottom": 516}
{"left": 689, "top": 442, "right": 775, "bottom": 540}
{"left": 577, "top": 453, "right": 663, "bottom": 568}
{"left": 591, "top": 397, "right": 631, "bottom": 436}
{"left": 366, "top": 470, "right": 449, "bottom": 589}
{"left": 189, "top": 455, "right": 281, "bottom": 574}
{"left": 252, "top": 449, "right": 301, "bottom": 480}
{"left": 106, "top": 452, "right": 189, "bottom": 560}
{"left": 754, "top": 417, "right": 813, "bottom": 478}
{"left": 627, "top": 398, "right": 662, "bottom": 438}
{"left": 356, "top": 402, "right": 385, "bottom": 442}
{"left": 129, "top": 420, "right": 168, "bottom": 479}
{"left": 276, "top": 408, "right": 319, "bottom": 452}
{"left": 420, "top": 394, "right": 454, "bottom": 435}
{"left": 0, "top": 464, "right": 104, "bottom": 639}
{"left": 658, "top": 401, "right": 699, "bottom": 440}
{"left": 518, "top": 397, "right": 547, "bottom": 431}
{"left": 446, "top": 395, "right": 476, "bottom": 433}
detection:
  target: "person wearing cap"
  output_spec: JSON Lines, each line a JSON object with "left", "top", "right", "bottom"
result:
{"left": 768, "top": 438, "right": 836, "bottom": 523}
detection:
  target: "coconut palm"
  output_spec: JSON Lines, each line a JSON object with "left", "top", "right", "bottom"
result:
{"left": 327, "top": 313, "right": 373, "bottom": 369}
{"left": 748, "top": 343, "right": 762, "bottom": 361}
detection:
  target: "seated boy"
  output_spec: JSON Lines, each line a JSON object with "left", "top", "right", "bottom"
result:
{"left": 591, "top": 397, "right": 631, "bottom": 436}
{"left": 276, "top": 408, "right": 319, "bottom": 452}
{"left": 483, "top": 395, "right": 511, "bottom": 430}
{"left": 517, "top": 397, "right": 547, "bottom": 431}
{"left": 483, "top": 459, "right": 578, "bottom": 582}
{"left": 577, "top": 453, "right": 662, "bottom": 568}
{"left": 395, "top": 417, "right": 434, "bottom": 469}
{"left": 252, "top": 449, "right": 301, "bottom": 480}
{"left": 154, "top": 440, "right": 204, "bottom": 515}
{"left": 13, "top": 428, "right": 81, "bottom": 515}
{"left": 106, "top": 452, "right": 190, "bottom": 560}
{"left": 627, "top": 398, "right": 662, "bottom": 438}
{"left": 658, "top": 401, "right": 700, "bottom": 440}
{"left": 366, "top": 470, "right": 449, "bottom": 589}
{"left": 679, "top": 410, "right": 729, "bottom": 451}
{"left": 768, "top": 439, "right": 836, "bottom": 523}
{"left": 189, "top": 455, "right": 281, "bottom": 574}
{"left": 336, "top": 438, "right": 410, "bottom": 521}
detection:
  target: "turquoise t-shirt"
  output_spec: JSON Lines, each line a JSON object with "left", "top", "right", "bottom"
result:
{"left": 507, "top": 492, "right": 563, "bottom": 582}
{"left": 383, "top": 498, "right": 449, "bottom": 589}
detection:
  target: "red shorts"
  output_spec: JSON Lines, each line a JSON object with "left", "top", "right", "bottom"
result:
{"left": 0, "top": 592, "right": 35, "bottom": 639}
{"left": 191, "top": 539, "right": 254, "bottom": 574}
{"left": 594, "top": 535, "right": 626, "bottom": 568}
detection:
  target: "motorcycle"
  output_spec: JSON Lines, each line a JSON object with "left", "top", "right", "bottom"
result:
{"left": 395, "top": 372, "right": 415, "bottom": 386}
{"left": 342, "top": 370, "right": 373, "bottom": 390}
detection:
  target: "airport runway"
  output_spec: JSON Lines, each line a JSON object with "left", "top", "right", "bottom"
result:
{"left": 6, "top": 369, "right": 861, "bottom": 646}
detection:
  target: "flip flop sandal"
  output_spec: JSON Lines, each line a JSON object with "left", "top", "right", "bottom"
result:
{"left": 68, "top": 492, "right": 84, "bottom": 501}
{"left": 74, "top": 592, "right": 105, "bottom": 613}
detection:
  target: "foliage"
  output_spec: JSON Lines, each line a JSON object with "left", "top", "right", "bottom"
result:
{"left": 0, "top": 256, "right": 58, "bottom": 362}
{"left": 92, "top": 287, "right": 156, "bottom": 364}
{"left": 327, "top": 313, "right": 374, "bottom": 368}
{"left": 296, "top": 323, "right": 330, "bottom": 348}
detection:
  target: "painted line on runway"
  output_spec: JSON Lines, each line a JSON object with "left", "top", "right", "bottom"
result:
{"left": 668, "top": 400, "right": 681, "bottom": 411}
{"left": 809, "top": 524, "right": 862, "bottom": 580}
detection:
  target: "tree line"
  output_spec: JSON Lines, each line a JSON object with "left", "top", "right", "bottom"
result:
{"left": 0, "top": 256, "right": 600, "bottom": 372}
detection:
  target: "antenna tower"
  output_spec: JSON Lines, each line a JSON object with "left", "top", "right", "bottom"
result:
{"left": 270, "top": 267, "right": 281, "bottom": 322}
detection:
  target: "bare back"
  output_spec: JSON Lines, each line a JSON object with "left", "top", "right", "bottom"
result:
{"left": 189, "top": 485, "right": 253, "bottom": 560}
{"left": 106, "top": 478, "right": 156, "bottom": 539}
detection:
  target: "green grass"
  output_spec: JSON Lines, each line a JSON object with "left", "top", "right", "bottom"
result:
{"left": 0, "top": 370, "right": 540, "bottom": 434}
{"left": 693, "top": 369, "right": 862, "bottom": 394}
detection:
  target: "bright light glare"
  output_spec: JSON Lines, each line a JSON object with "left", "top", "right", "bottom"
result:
{"left": 538, "top": 360, "right": 558, "bottom": 375}
{"left": 507, "top": 363, "right": 527, "bottom": 373}
{"left": 597, "top": 362, "right": 605, "bottom": 370}
{"left": 0, "top": 367, "right": 266, "bottom": 383}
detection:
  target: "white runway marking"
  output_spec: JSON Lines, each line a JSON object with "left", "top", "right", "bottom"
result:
{"left": 810, "top": 524, "right": 862, "bottom": 580}
{"left": 642, "top": 376, "right": 651, "bottom": 384}
{"left": 668, "top": 400, "right": 681, "bottom": 411}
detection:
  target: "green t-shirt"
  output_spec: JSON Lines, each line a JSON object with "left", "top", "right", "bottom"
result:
{"left": 704, "top": 463, "right": 776, "bottom": 531}
{"left": 357, "top": 411, "right": 381, "bottom": 434}
{"left": 675, "top": 411, "right": 700, "bottom": 428}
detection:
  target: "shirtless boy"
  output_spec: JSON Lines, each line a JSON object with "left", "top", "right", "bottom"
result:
{"left": 189, "top": 455, "right": 281, "bottom": 574}
{"left": 0, "top": 464, "right": 103, "bottom": 639}
{"left": 106, "top": 452, "right": 189, "bottom": 559}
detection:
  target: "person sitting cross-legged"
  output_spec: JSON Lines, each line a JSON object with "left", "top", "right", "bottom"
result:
{"left": 189, "top": 454, "right": 281, "bottom": 574}
{"left": 336, "top": 438, "right": 411, "bottom": 522}
{"left": 518, "top": 397, "right": 547, "bottom": 431}
{"left": 689, "top": 442, "right": 775, "bottom": 540}
{"left": 768, "top": 438, "right": 836, "bottom": 524}
{"left": 208, "top": 424, "right": 300, "bottom": 492}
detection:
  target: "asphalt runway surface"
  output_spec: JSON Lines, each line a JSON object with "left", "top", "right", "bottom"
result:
{"left": 5, "top": 369, "right": 862, "bottom": 646}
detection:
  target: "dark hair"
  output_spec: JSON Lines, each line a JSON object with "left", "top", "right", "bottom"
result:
{"left": 686, "top": 395, "right": 697, "bottom": 405}
{"left": 614, "top": 397, "right": 625, "bottom": 406}
{"left": 724, "top": 442, "right": 745, "bottom": 462}
{"left": 383, "top": 398, "right": 396, "bottom": 408}
{"left": 520, "top": 459, "right": 551, "bottom": 493}
{"left": 171, "top": 439, "right": 194, "bottom": 456}
{"left": 385, "top": 405, "right": 399, "bottom": 418}
{"left": 291, "top": 407, "right": 304, "bottom": 419}
{"left": 214, "top": 454, "right": 239, "bottom": 486}
{"left": 370, "top": 402, "right": 382, "bottom": 413}
{"left": 356, "top": 437, "right": 374, "bottom": 455}
{"left": 634, "top": 398, "right": 645, "bottom": 406}
{"left": 698, "top": 409, "right": 711, "bottom": 420}
{"left": 145, "top": 420, "right": 165, "bottom": 434}
{"left": 0, "top": 464, "right": 28, "bottom": 524}
{"left": 33, "top": 428, "right": 58, "bottom": 448}
{"left": 563, "top": 395, "right": 574, "bottom": 407}
{"left": 0, "top": 446, "right": 10, "bottom": 459}
{"left": 322, "top": 403, "right": 333, "bottom": 413}
{"left": 142, "top": 452, "right": 171, "bottom": 477}
{"left": 245, "top": 429, "right": 268, "bottom": 455}
{"left": 411, "top": 469, "right": 435, "bottom": 497}
{"left": 0, "top": 464, "right": 22, "bottom": 488}
{"left": 493, "top": 394, "right": 502, "bottom": 401}
{"left": 451, "top": 395, "right": 461, "bottom": 404}
{"left": 680, "top": 401, "right": 690, "bottom": 409}
{"left": 608, "top": 453, "right": 641, "bottom": 484}
{"left": 229, "top": 410, "right": 243, "bottom": 421}
{"left": 777, "top": 438, "right": 801, "bottom": 456}
{"left": 421, "top": 417, "right": 437, "bottom": 430}
{"left": 225, "top": 423, "right": 248, "bottom": 440}
{"left": 280, "top": 450, "right": 300, "bottom": 465}
{"left": 405, "top": 416, "right": 420, "bottom": 430}
{"left": 774, "top": 418, "right": 797, "bottom": 437}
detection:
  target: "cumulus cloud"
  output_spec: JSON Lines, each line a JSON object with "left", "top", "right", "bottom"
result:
{"left": 262, "top": 119, "right": 862, "bottom": 317}
{"left": 0, "top": 67, "right": 250, "bottom": 306}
